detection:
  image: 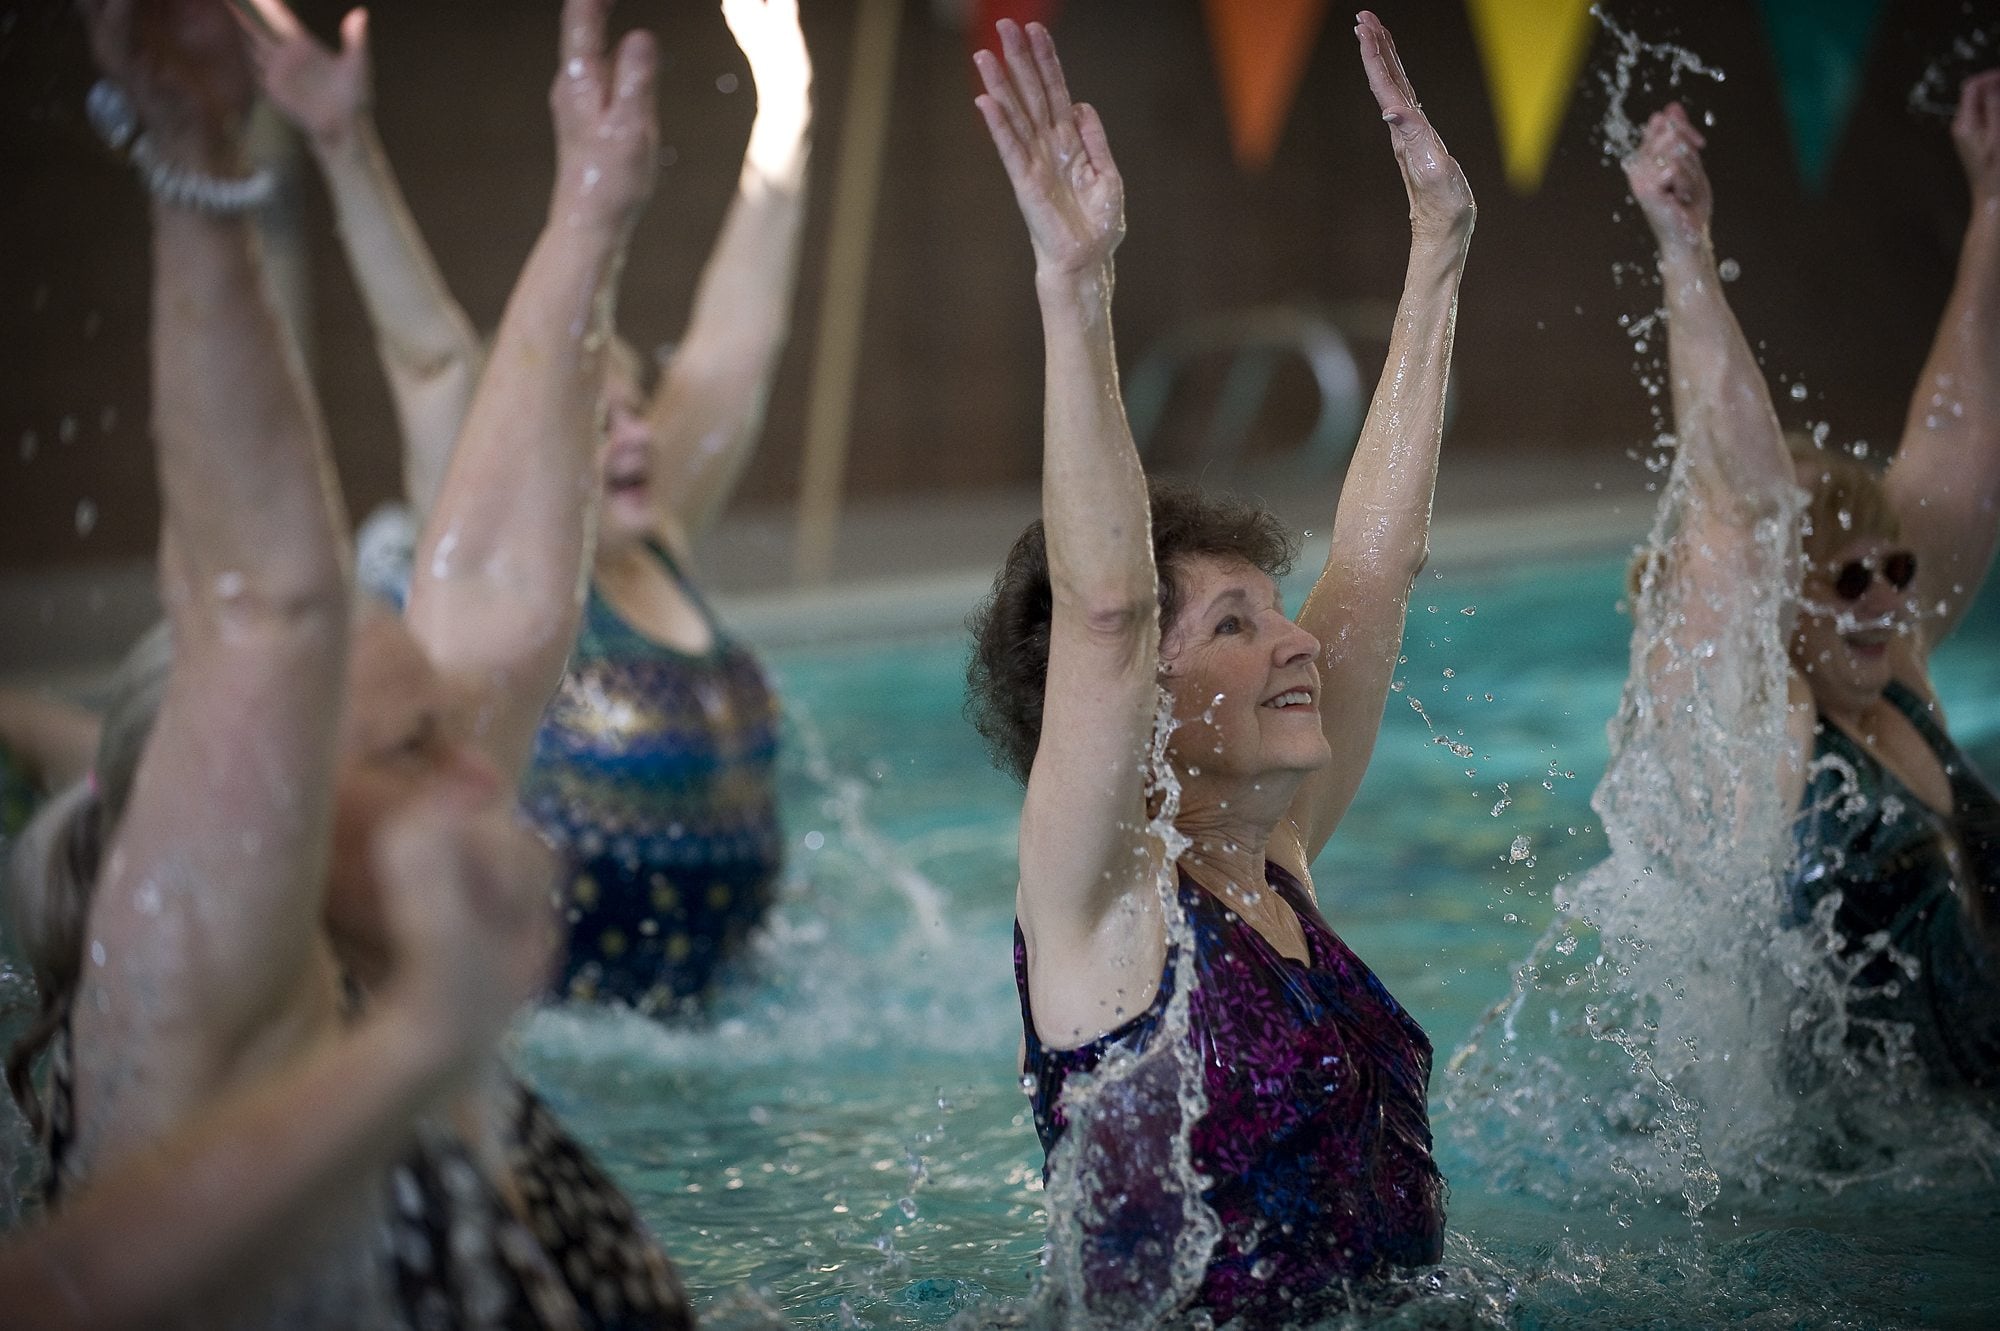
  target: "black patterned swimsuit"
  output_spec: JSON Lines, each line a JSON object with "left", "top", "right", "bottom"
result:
{"left": 1788, "top": 680, "right": 2000, "bottom": 1088}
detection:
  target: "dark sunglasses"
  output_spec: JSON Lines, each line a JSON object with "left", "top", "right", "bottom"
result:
{"left": 1830, "top": 550, "right": 1917, "bottom": 601}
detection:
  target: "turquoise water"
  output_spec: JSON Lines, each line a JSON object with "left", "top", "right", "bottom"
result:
{"left": 518, "top": 551, "right": 1999, "bottom": 1326}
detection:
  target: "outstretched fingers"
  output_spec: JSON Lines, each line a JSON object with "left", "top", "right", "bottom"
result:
{"left": 1356, "top": 10, "right": 1418, "bottom": 125}
{"left": 559, "top": 0, "right": 611, "bottom": 87}
{"left": 1074, "top": 101, "right": 1116, "bottom": 181}
{"left": 996, "top": 20, "right": 1052, "bottom": 134}
{"left": 611, "top": 25, "right": 656, "bottom": 106}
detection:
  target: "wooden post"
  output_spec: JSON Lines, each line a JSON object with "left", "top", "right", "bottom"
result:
{"left": 793, "top": 0, "right": 903, "bottom": 585}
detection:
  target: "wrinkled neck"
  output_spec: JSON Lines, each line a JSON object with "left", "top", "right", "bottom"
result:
{"left": 1168, "top": 771, "right": 1295, "bottom": 896}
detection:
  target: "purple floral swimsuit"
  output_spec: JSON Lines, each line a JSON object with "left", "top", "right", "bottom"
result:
{"left": 1014, "top": 861, "right": 1446, "bottom": 1324}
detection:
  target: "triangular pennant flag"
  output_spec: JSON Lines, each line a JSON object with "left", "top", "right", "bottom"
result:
{"left": 1201, "top": 0, "right": 1333, "bottom": 174}
{"left": 1465, "top": 0, "right": 1598, "bottom": 194}
{"left": 969, "top": 0, "right": 1063, "bottom": 60}
{"left": 1755, "top": 0, "right": 1885, "bottom": 193}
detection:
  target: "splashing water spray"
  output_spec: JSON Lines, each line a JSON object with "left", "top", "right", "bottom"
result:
{"left": 1448, "top": 11, "right": 2000, "bottom": 1235}
{"left": 1032, "top": 686, "right": 1220, "bottom": 1328}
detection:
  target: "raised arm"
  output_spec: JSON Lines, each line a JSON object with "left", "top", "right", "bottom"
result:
{"left": 1885, "top": 69, "right": 2000, "bottom": 651}
{"left": 403, "top": 0, "right": 657, "bottom": 781}
{"left": 238, "top": 0, "right": 486, "bottom": 517}
{"left": 71, "top": 0, "right": 351, "bottom": 1131}
{"left": 975, "top": 24, "right": 1159, "bottom": 998}
{"left": 1620, "top": 105, "right": 1813, "bottom": 808}
{"left": 644, "top": 0, "right": 813, "bottom": 547}
{"left": 1284, "top": 12, "right": 1474, "bottom": 868}
{"left": 1634, "top": 106, "right": 1794, "bottom": 528}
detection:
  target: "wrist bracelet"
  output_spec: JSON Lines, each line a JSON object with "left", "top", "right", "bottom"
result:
{"left": 86, "top": 80, "right": 276, "bottom": 216}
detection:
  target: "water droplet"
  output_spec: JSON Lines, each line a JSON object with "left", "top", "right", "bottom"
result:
{"left": 1717, "top": 257, "right": 1740, "bottom": 281}
{"left": 75, "top": 499, "right": 97, "bottom": 536}
{"left": 1789, "top": 382, "right": 1808, "bottom": 401}
{"left": 716, "top": 72, "right": 739, "bottom": 94}
{"left": 1509, "top": 834, "right": 1531, "bottom": 861}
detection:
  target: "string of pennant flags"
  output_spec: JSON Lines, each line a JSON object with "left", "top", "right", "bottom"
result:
{"left": 969, "top": 0, "right": 1891, "bottom": 193}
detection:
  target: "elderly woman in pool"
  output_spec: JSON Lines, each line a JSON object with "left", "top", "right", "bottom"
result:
{"left": 6, "top": 0, "right": 687, "bottom": 1323}
{"left": 1625, "top": 79, "right": 2000, "bottom": 1090}
{"left": 238, "top": 0, "right": 813, "bottom": 1011}
{"left": 965, "top": 15, "right": 1472, "bottom": 1322}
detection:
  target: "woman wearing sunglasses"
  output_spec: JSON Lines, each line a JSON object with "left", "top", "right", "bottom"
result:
{"left": 1622, "top": 83, "right": 2000, "bottom": 1093}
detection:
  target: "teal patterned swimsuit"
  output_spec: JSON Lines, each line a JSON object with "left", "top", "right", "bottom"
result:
{"left": 522, "top": 541, "right": 782, "bottom": 1010}
{"left": 1788, "top": 680, "right": 2000, "bottom": 1088}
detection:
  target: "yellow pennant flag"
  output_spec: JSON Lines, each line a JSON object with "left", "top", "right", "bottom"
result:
{"left": 1465, "top": 0, "right": 1599, "bottom": 193}
{"left": 1202, "top": 0, "right": 1333, "bottom": 174}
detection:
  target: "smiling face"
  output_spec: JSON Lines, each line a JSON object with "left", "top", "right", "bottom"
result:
{"left": 1158, "top": 554, "right": 1330, "bottom": 791}
{"left": 598, "top": 338, "right": 659, "bottom": 551}
{"left": 1791, "top": 536, "right": 1918, "bottom": 712}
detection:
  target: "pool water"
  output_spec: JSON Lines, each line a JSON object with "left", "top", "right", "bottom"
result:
{"left": 515, "top": 550, "right": 2000, "bottom": 1329}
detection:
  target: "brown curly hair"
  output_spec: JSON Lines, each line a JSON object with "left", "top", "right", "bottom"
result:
{"left": 965, "top": 479, "right": 1297, "bottom": 784}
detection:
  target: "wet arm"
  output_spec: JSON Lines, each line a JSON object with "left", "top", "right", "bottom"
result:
{"left": 1885, "top": 69, "right": 2000, "bottom": 648}
{"left": 975, "top": 24, "right": 1159, "bottom": 957}
{"left": 0, "top": 1007, "right": 456, "bottom": 1331}
{"left": 1288, "top": 12, "right": 1474, "bottom": 866}
{"left": 240, "top": 0, "right": 485, "bottom": 518}
{"left": 308, "top": 117, "right": 486, "bottom": 517}
{"left": 645, "top": 0, "right": 812, "bottom": 545}
{"left": 78, "top": 85, "right": 351, "bottom": 1098}
{"left": 403, "top": 0, "right": 657, "bottom": 781}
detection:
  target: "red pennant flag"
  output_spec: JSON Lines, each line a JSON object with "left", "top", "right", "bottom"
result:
{"left": 1202, "top": 0, "right": 1333, "bottom": 173}
{"left": 969, "top": 0, "right": 1063, "bottom": 60}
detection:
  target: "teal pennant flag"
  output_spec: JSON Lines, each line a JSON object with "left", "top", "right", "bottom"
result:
{"left": 1756, "top": 0, "right": 1886, "bottom": 193}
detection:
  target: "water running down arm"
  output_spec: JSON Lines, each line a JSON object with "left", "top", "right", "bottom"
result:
{"left": 403, "top": 0, "right": 658, "bottom": 782}
{"left": 1284, "top": 11, "right": 1474, "bottom": 874}
{"left": 645, "top": 0, "right": 812, "bottom": 549}
{"left": 71, "top": 0, "right": 351, "bottom": 1133}
{"left": 1885, "top": 69, "right": 2000, "bottom": 652}
{"left": 975, "top": 22, "right": 1164, "bottom": 1038}
{"left": 1626, "top": 105, "right": 1813, "bottom": 805}
{"left": 238, "top": 0, "right": 486, "bottom": 519}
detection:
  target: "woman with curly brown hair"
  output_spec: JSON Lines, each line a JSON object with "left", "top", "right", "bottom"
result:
{"left": 965, "top": 14, "right": 1474, "bottom": 1324}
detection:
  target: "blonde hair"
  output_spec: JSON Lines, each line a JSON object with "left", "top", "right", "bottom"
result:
{"left": 1623, "top": 434, "right": 1899, "bottom": 604}
{"left": 1787, "top": 434, "right": 1899, "bottom": 577}
{"left": 5, "top": 623, "right": 170, "bottom": 1136}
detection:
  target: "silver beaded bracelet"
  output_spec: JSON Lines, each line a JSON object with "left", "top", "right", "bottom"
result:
{"left": 86, "top": 80, "right": 276, "bottom": 216}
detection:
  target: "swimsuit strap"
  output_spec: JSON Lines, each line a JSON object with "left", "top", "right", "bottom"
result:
{"left": 645, "top": 536, "right": 724, "bottom": 630}
{"left": 1011, "top": 920, "right": 1045, "bottom": 1063}
{"left": 1882, "top": 679, "right": 1955, "bottom": 765}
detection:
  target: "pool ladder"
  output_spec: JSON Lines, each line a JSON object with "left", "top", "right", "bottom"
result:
{"left": 1126, "top": 300, "right": 1456, "bottom": 479}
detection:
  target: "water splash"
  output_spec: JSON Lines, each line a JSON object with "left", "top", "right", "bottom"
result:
{"left": 1910, "top": 24, "right": 1998, "bottom": 118}
{"left": 1033, "top": 686, "right": 1219, "bottom": 1328}
{"left": 1592, "top": 8, "right": 1727, "bottom": 164}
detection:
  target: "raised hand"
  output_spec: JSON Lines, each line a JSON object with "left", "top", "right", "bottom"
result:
{"left": 1954, "top": 69, "right": 2000, "bottom": 206}
{"left": 1356, "top": 10, "right": 1472, "bottom": 249}
{"left": 235, "top": 0, "right": 371, "bottom": 151}
{"left": 724, "top": 0, "right": 811, "bottom": 179}
{"left": 974, "top": 20, "right": 1124, "bottom": 281}
{"left": 1625, "top": 103, "right": 1712, "bottom": 259}
{"left": 373, "top": 799, "right": 559, "bottom": 1062}
{"left": 549, "top": 0, "right": 659, "bottom": 233}
{"left": 80, "top": 0, "right": 255, "bottom": 157}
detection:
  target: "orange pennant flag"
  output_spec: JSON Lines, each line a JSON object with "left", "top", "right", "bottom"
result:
{"left": 1465, "top": 0, "right": 1599, "bottom": 193}
{"left": 1202, "top": 0, "right": 1334, "bottom": 174}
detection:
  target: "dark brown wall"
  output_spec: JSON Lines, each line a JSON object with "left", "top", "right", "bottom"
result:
{"left": 0, "top": 1, "right": 1982, "bottom": 571}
